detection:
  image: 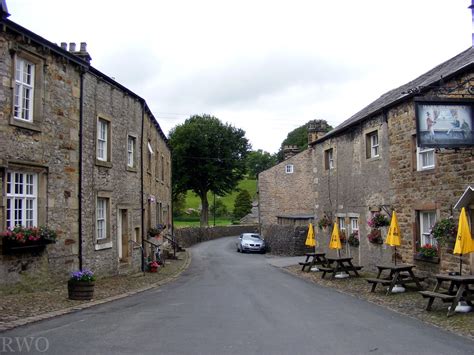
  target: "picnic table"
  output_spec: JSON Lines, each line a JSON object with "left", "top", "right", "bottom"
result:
{"left": 299, "top": 252, "right": 327, "bottom": 272}
{"left": 319, "top": 256, "right": 362, "bottom": 279}
{"left": 419, "top": 274, "right": 474, "bottom": 317}
{"left": 366, "top": 264, "right": 425, "bottom": 295}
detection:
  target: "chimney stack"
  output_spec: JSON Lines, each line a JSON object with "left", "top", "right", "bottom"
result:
{"left": 62, "top": 41, "right": 92, "bottom": 63}
{"left": 0, "top": 0, "right": 10, "bottom": 19}
{"left": 308, "top": 119, "right": 331, "bottom": 146}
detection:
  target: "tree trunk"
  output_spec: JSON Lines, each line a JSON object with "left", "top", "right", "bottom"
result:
{"left": 200, "top": 192, "right": 209, "bottom": 227}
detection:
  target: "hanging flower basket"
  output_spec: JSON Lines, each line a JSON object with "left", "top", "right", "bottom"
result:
{"left": 367, "top": 214, "right": 390, "bottom": 228}
{"left": 317, "top": 216, "right": 332, "bottom": 230}
{"left": 348, "top": 231, "right": 360, "bottom": 247}
{"left": 367, "top": 229, "right": 383, "bottom": 244}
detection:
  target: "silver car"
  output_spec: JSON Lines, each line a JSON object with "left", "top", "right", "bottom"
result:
{"left": 236, "top": 233, "right": 266, "bottom": 253}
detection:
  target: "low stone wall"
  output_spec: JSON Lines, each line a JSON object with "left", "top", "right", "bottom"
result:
{"left": 174, "top": 225, "right": 259, "bottom": 248}
{"left": 261, "top": 224, "right": 311, "bottom": 256}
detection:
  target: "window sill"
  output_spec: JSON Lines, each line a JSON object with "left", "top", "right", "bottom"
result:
{"left": 366, "top": 156, "right": 381, "bottom": 162}
{"left": 414, "top": 255, "right": 440, "bottom": 264}
{"left": 96, "top": 160, "right": 112, "bottom": 168}
{"left": 95, "top": 241, "right": 113, "bottom": 250}
{"left": 10, "top": 118, "right": 42, "bottom": 132}
{"left": 127, "top": 166, "right": 138, "bottom": 173}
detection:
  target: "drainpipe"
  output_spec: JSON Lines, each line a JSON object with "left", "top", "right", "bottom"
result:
{"left": 78, "top": 70, "right": 84, "bottom": 271}
{"left": 140, "top": 101, "right": 145, "bottom": 272}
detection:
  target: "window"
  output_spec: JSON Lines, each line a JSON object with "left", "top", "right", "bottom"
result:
{"left": 367, "top": 131, "right": 379, "bottom": 158}
{"left": 419, "top": 211, "right": 437, "bottom": 246}
{"left": 417, "top": 146, "right": 435, "bottom": 171}
{"left": 147, "top": 141, "right": 153, "bottom": 172}
{"left": 6, "top": 171, "right": 37, "bottom": 228}
{"left": 127, "top": 136, "right": 136, "bottom": 168}
{"left": 161, "top": 155, "right": 165, "bottom": 181}
{"left": 338, "top": 217, "right": 346, "bottom": 233}
{"left": 14, "top": 58, "right": 35, "bottom": 122}
{"left": 155, "top": 150, "right": 160, "bottom": 178}
{"left": 350, "top": 217, "right": 359, "bottom": 234}
{"left": 325, "top": 149, "right": 334, "bottom": 170}
{"left": 96, "top": 197, "right": 108, "bottom": 240}
{"left": 285, "top": 164, "right": 294, "bottom": 174}
{"left": 97, "top": 118, "right": 109, "bottom": 161}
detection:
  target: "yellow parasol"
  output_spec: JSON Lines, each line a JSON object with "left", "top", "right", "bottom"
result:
{"left": 329, "top": 223, "right": 342, "bottom": 255}
{"left": 305, "top": 223, "right": 316, "bottom": 248}
{"left": 453, "top": 207, "right": 474, "bottom": 275}
{"left": 385, "top": 211, "right": 401, "bottom": 265}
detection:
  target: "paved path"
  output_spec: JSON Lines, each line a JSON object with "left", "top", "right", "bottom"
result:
{"left": 2, "top": 237, "right": 473, "bottom": 354}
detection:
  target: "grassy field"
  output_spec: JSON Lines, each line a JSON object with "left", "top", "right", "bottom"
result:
{"left": 173, "top": 216, "right": 232, "bottom": 228}
{"left": 184, "top": 178, "right": 257, "bottom": 211}
{"left": 175, "top": 178, "right": 257, "bottom": 228}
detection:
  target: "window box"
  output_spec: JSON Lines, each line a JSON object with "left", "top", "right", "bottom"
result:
{"left": 414, "top": 254, "right": 440, "bottom": 264}
{"left": 2, "top": 237, "right": 54, "bottom": 255}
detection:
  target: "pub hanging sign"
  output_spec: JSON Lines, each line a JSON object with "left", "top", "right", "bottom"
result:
{"left": 415, "top": 98, "right": 474, "bottom": 148}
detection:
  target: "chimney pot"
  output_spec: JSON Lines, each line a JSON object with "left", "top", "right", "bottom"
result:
{"left": 60, "top": 42, "right": 67, "bottom": 50}
{"left": 80, "top": 42, "right": 87, "bottom": 51}
{"left": 69, "top": 42, "right": 76, "bottom": 52}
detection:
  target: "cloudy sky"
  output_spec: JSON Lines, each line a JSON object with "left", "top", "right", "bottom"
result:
{"left": 8, "top": 0, "right": 473, "bottom": 153}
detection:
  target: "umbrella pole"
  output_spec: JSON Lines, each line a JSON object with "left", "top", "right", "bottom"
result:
{"left": 394, "top": 246, "right": 397, "bottom": 265}
{"left": 460, "top": 254, "right": 463, "bottom": 276}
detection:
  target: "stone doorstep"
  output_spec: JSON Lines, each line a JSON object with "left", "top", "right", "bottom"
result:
{"left": 0, "top": 251, "right": 192, "bottom": 333}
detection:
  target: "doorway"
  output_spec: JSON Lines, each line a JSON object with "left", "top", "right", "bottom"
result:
{"left": 118, "top": 209, "right": 129, "bottom": 262}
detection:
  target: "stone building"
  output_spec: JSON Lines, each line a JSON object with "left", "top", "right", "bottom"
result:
{"left": 259, "top": 48, "right": 474, "bottom": 276}
{"left": 0, "top": 4, "right": 171, "bottom": 285}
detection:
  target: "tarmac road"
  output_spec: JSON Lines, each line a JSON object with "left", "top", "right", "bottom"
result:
{"left": 2, "top": 236, "right": 474, "bottom": 354}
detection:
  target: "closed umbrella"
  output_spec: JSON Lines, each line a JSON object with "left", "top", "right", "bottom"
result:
{"left": 329, "top": 223, "right": 347, "bottom": 278}
{"left": 305, "top": 223, "right": 316, "bottom": 248}
{"left": 385, "top": 211, "right": 401, "bottom": 265}
{"left": 453, "top": 207, "right": 474, "bottom": 276}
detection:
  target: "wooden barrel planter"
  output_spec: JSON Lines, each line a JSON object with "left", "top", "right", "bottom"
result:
{"left": 68, "top": 280, "right": 95, "bottom": 300}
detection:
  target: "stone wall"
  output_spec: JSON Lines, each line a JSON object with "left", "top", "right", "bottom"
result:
{"left": 174, "top": 225, "right": 258, "bottom": 248}
{"left": 312, "top": 115, "right": 393, "bottom": 272}
{"left": 259, "top": 149, "right": 315, "bottom": 227}
{"left": 261, "top": 224, "right": 310, "bottom": 256}
{"left": 388, "top": 73, "right": 474, "bottom": 276}
{"left": 0, "top": 32, "right": 82, "bottom": 284}
{"left": 81, "top": 73, "right": 144, "bottom": 277}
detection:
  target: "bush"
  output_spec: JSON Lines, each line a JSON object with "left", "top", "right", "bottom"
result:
{"left": 233, "top": 190, "right": 252, "bottom": 220}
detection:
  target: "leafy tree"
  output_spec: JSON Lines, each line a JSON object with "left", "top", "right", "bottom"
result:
{"left": 246, "top": 150, "right": 277, "bottom": 178}
{"left": 172, "top": 192, "right": 186, "bottom": 217}
{"left": 233, "top": 190, "right": 252, "bottom": 221}
{"left": 169, "top": 114, "right": 250, "bottom": 226}
{"left": 277, "top": 120, "right": 332, "bottom": 162}
{"left": 210, "top": 198, "right": 229, "bottom": 218}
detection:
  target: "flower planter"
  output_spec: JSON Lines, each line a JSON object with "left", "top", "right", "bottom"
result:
{"left": 414, "top": 255, "right": 440, "bottom": 264}
{"left": 68, "top": 280, "right": 95, "bottom": 300}
{"left": 2, "top": 239, "right": 54, "bottom": 255}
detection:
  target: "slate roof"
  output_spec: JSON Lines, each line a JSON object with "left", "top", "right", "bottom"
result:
{"left": 314, "top": 46, "right": 474, "bottom": 143}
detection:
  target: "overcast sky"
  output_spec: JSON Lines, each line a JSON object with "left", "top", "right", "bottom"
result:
{"left": 8, "top": 0, "right": 473, "bottom": 153}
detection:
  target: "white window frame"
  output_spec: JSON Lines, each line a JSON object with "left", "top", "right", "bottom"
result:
{"left": 420, "top": 210, "right": 437, "bottom": 246}
{"left": 96, "top": 197, "right": 108, "bottom": 240}
{"left": 350, "top": 217, "right": 359, "bottom": 233}
{"left": 285, "top": 164, "right": 294, "bottom": 174}
{"left": 327, "top": 149, "right": 334, "bottom": 170}
{"left": 6, "top": 171, "right": 37, "bottom": 228}
{"left": 338, "top": 217, "right": 346, "bottom": 232}
{"left": 127, "top": 135, "right": 135, "bottom": 168}
{"left": 97, "top": 118, "right": 108, "bottom": 161}
{"left": 14, "top": 57, "right": 35, "bottom": 122}
{"left": 369, "top": 131, "right": 379, "bottom": 158}
{"left": 417, "top": 146, "right": 435, "bottom": 171}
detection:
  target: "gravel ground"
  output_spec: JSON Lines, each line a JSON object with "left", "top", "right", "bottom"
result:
{"left": 285, "top": 265, "right": 474, "bottom": 341}
{"left": 0, "top": 251, "right": 190, "bottom": 332}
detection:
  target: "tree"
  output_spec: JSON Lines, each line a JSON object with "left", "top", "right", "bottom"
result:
{"left": 172, "top": 192, "right": 186, "bottom": 217}
{"left": 277, "top": 120, "right": 332, "bottom": 162}
{"left": 246, "top": 150, "right": 277, "bottom": 179}
{"left": 169, "top": 114, "right": 250, "bottom": 226}
{"left": 233, "top": 190, "right": 252, "bottom": 221}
